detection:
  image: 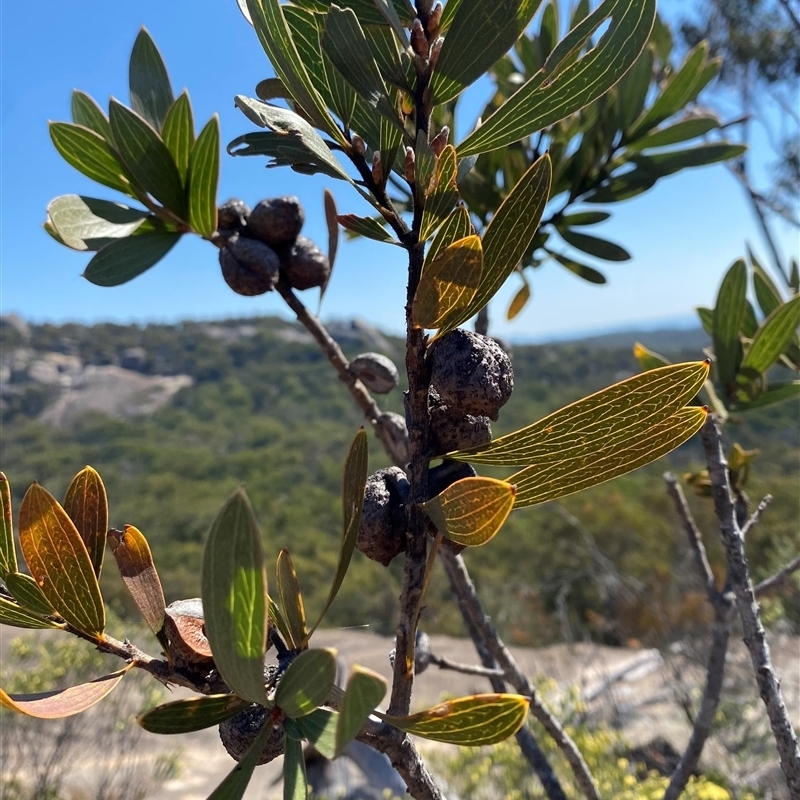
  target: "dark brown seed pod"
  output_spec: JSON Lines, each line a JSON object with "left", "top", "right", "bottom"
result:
{"left": 217, "top": 198, "right": 251, "bottom": 233}
{"left": 163, "top": 598, "right": 214, "bottom": 670}
{"left": 428, "top": 387, "right": 492, "bottom": 453}
{"left": 279, "top": 236, "right": 331, "bottom": 291}
{"left": 356, "top": 467, "right": 410, "bottom": 566}
{"left": 428, "top": 329, "right": 513, "bottom": 420}
{"left": 246, "top": 197, "right": 305, "bottom": 246}
{"left": 349, "top": 352, "right": 400, "bottom": 394}
{"left": 219, "top": 704, "right": 284, "bottom": 765}
{"left": 376, "top": 411, "right": 410, "bottom": 466}
{"left": 219, "top": 234, "right": 280, "bottom": 296}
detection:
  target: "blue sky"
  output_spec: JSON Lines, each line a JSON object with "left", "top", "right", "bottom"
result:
{"left": 1, "top": 0, "right": 796, "bottom": 341}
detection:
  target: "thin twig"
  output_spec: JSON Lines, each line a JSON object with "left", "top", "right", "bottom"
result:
{"left": 701, "top": 414, "right": 800, "bottom": 797}
{"left": 428, "top": 653, "right": 506, "bottom": 679}
{"left": 755, "top": 555, "right": 800, "bottom": 597}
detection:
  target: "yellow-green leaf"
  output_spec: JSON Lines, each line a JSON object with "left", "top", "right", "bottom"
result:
{"left": 18, "top": 483, "right": 105, "bottom": 638}
{"left": 507, "top": 281, "right": 530, "bottom": 320}
{"left": 335, "top": 666, "right": 387, "bottom": 756}
{"left": 0, "top": 666, "right": 130, "bottom": 718}
{"left": 5, "top": 572, "right": 56, "bottom": 616}
{"left": 423, "top": 477, "right": 516, "bottom": 547}
{"left": 413, "top": 235, "right": 483, "bottom": 334}
{"left": 63, "top": 466, "right": 108, "bottom": 577}
{"left": 276, "top": 549, "right": 307, "bottom": 650}
{"left": 187, "top": 115, "right": 220, "bottom": 237}
{"left": 275, "top": 647, "right": 338, "bottom": 719}
{"left": 380, "top": 693, "right": 529, "bottom": 745}
{"left": 633, "top": 341, "right": 670, "bottom": 371}
{"left": 201, "top": 489, "right": 269, "bottom": 705}
{"left": 741, "top": 295, "right": 800, "bottom": 377}
{"left": 138, "top": 694, "right": 248, "bottom": 734}
{"left": 425, "top": 205, "right": 474, "bottom": 265}
{"left": 0, "top": 472, "right": 17, "bottom": 577}
{"left": 162, "top": 92, "right": 195, "bottom": 183}
{"left": 283, "top": 735, "right": 308, "bottom": 800}
{"left": 420, "top": 145, "right": 460, "bottom": 241}
{"left": 107, "top": 525, "right": 166, "bottom": 639}
{"left": 0, "top": 596, "right": 64, "bottom": 630}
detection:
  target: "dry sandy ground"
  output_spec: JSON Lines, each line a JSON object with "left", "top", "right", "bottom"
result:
{"left": 2, "top": 627, "right": 798, "bottom": 799}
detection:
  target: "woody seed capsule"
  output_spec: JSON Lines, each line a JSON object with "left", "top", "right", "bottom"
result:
{"left": 356, "top": 467, "right": 410, "bottom": 566}
{"left": 279, "top": 236, "right": 331, "bottom": 291}
{"left": 246, "top": 197, "right": 305, "bottom": 246}
{"left": 349, "top": 352, "right": 399, "bottom": 394}
{"left": 219, "top": 704, "right": 285, "bottom": 765}
{"left": 220, "top": 234, "right": 280, "bottom": 296}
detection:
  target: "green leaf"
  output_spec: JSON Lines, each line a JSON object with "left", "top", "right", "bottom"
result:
{"left": 335, "top": 666, "right": 387, "bottom": 756}
{"left": 430, "top": 0, "right": 542, "bottom": 105}
{"left": 129, "top": 27, "right": 174, "bottom": 131}
{"left": 741, "top": 296, "right": 800, "bottom": 376}
{"left": 697, "top": 305, "right": 714, "bottom": 337}
{"left": 559, "top": 228, "right": 630, "bottom": 261}
{"left": 201, "top": 489, "right": 269, "bottom": 706}
{"left": 83, "top": 231, "right": 181, "bottom": 287}
{"left": 560, "top": 211, "right": 610, "bottom": 226}
{"left": 427, "top": 206, "right": 474, "bottom": 264}
{"left": 713, "top": 259, "right": 747, "bottom": 392}
{"left": 582, "top": 168, "right": 657, "bottom": 203}
{"left": 617, "top": 42, "right": 653, "bottom": 130}
{"left": 71, "top": 91, "right": 112, "bottom": 140}
{"left": 18, "top": 483, "right": 105, "bottom": 638}
{"left": 628, "top": 42, "right": 708, "bottom": 138}
{"left": 45, "top": 196, "right": 149, "bottom": 252}
{"left": 630, "top": 143, "right": 747, "bottom": 177}
{"left": 49, "top": 122, "right": 133, "bottom": 195}
{"left": 0, "top": 667, "right": 130, "bottom": 718}
{"left": 420, "top": 145, "right": 460, "bottom": 241}
{"left": 268, "top": 594, "right": 296, "bottom": 652}
{"left": 162, "top": 91, "right": 195, "bottom": 182}
{"left": 457, "top": 0, "right": 657, "bottom": 157}
{"left": 276, "top": 549, "right": 307, "bottom": 650}
{"left": 0, "top": 473, "right": 18, "bottom": 578}
{"left": 460, "top": 154, "right": 551, "bottom": 322}
{"left": 791, "top": 259, "right": 800, "bottom": 293}
{"left": 633, "top": 341, "right": 671, "bottom": 371}
{"left": 0, "top": 597, "right": 64, "bottom": 630}
{"left": 63, "top": 466, "right": 108, "bottom": 577}
{"left": 231, "top": 96, "right": 351, "bottom": 183}
{"left": 5, "top": 572, "right": 56, "bottom": 616}
{"left": 307, "top": 429, "right": 368, "bottom": 639}
{"left": 283, "top": 736, "right": 308, "bottom": 800}
{"left": 323, "top": 188, "right": 339, "bottom": 285}
{"left": 337, "top": 214, "right": 395, "bottom": 243}
{"left": 625, "top": 116, "right": 720, "bottom": 151}
{"left": 552, "top": 253, "right": 607, "bottom": 283}
{"left": 107, "top": 526, "right": 166, "bottom": 638}
{"left": 207, "top": 720, "right": 274, "bottom": 800}
{"left": 735, "top": 381, "right": 800, "bottom": 411}
{"left": 321, "top": 7, "right": 402, "bottom": 130}
{"left": 187, "top": 115, "right": 220, "bottom": 237}
{"left": 286, "top": 708, "right": 339, "bottom": 759}
{"left": 245, "top": 0, "right": 345, "bottom": 144}
{"left": 275, "top": 648, "right": 338, "bottom": 718}
{"left": 422, "top": 477, "right": 516, "bottom": 546}
{"left": 413, "top": 235, "right": 483, "bottom": 334}
{"left": 138, "top": 694, "right": 247, "bottom": 734}
{"left": 380, "top": 693, "right": 529, "bottom": 745}
{"left": 507, "top": 279, "right": 531, "bottom": 320}
{"left": 108, "top": 99, "right": 187, "bottom": 217}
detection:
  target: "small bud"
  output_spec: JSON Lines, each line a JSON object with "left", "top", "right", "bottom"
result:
{"left": 352, "top": 134, "right": 366, "bottom": 155}
{"left": 372, "top": 151, "right": 383, "bottom": 185}
{"left": 428, "top": 36, "right": 444, "bottom": 70}
{"left": 405, "top": 147, "right": 416, "bottom": 184}
{"left": 430, "top": 126, "right": 450, "bottom": 157}
{"left": 410, "top": 19, "right": 429, "bottom": 58}
{"left": 427, "top": 2, "right": 443, "bottom": 34}
{"left": 401, "top": 93, "right": 414, "bottom": 117}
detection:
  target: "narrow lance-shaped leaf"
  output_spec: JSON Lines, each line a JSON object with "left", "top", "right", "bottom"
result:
{"left": 423, "top": 477, "right": 516, "bottom": 547}
{"left": 201, "top": 489, "right": 269, "bottom": 706}
{"left": 286, "top": 708, "right": 338, "bottom": 759}
{"left": 5, "top": 572, "right": 56, "bottom": 616}
{"left": 457, "top": 0, "right": 657, "bottom": 157}
{"left": 129, "top": 27, "right": 174, "bottom": 131}
{"left": 306, "top": 428, "right": 368, "bottom": 639}
{"left": 713, "top": 259, "right": 747, "bottom": 392}
{"left": 71, "top": 90, "right": 112, "bottom": 140}
{"left": 275, "top": 647, "right": 338, "bottom": 718}
{"left": 18, "top": 483, "right": 105, "bottom": 638}
{"left": 552, "top": 252, "right": 607, "bottom": 284}
{"left": 138, "top": 694, "right": 248, "bottom": 734}
{"left": 426, "top": 205, "right": 474, "bottom": 264}
{"left": 740, "top": 295, "right": 800, "bottom": 377}
{"left": 338, "top": 214, "right": 395, "bottom": 243}
{"left": 559, "top": 228, "right": 630, "bottom": 261}
{"left": 63, "top": 466, "right": 108, "bottom": 577}
{"left": 335, "top": 666, "right": 387, "bottom": 756}
{"left": 735, "top": 381, "right": 800, "bottom": 411}
{"left": 379, "top": 693, "right": 530, "bottom": 745}
{"left": 412, "top": 235, "right": 483, "bottom": 334}
{"left": 0, "top": 596, "right": 64, "bottom": 630}
{"left": 633, "top": 341, "right": 670, "bottom": 371}
{"left": 83, "top": 231, "right": 182, "bottom": 287}
{"left": 283, "top": 736, "right": 308, "bottom": 800}
{"left": 631, "top": 143, "right": 747, "bottom": 177}
{"left": 624, "top": 116, "right": 720, "bottom": 151}
{"left": 107, "top": 526, "right": 167, "bottom": 641}
{"left": 507, "top": 280, "right": 531, "bottom": 320}
{"left": 187, "top": 115, "right": 220, "bottom": 237}
{"left": 0, "top": 472, "right": 18, "bottom": 577}
{"left": 276, "top": 549, "right": 307, "bottom": 650}
{"left": 322, "top": 189, "right": 339, "bottom": 299}
{"left": 207, "top": 720, "right": 274, "bottom": 800}
{"left": 0, "top": 666, "right": 130, "bottom": 718}
{"left": 420, "top": 145, "right": 460, "bottom": 241}
{"left": 162, "top": 91, "right": 195, "bottom": 182}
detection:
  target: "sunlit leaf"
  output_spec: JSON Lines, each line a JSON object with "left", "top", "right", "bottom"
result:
{"left": 129, "top": 27, "right": 174, "bottom": 131}
{"left": 275, "top": 647, "right": 337, "bottom": 718}
{"left": 207, "top": 719, "right": 274, "bottom": 800}
{"left": 283, "top": 735, "right": 308, "bottom": 800}
{"left": 63, "top": 466, "right": 107, "bottom": 577}
{"left": 420, "top": 145, "right": 460, "bottom": 241}
{"left": 201, "top": 489, "right": 269, "bottom": 706}
{"left": 0, "top": 596, "right": 63, "bottom": 630}
{"left": 633, "top": 342, "right": 670, "bottom": 371}
{"left": 276, "top": 549, "right": 307, "bottom": 650}
{"left": 187, "top": 115, "right": 220, "bottom": 237}
{"left": 507, "top": 280, "right": 530, "bottom": 320}
{"left": 0, "top": 666, "right": 130, "bottom": 718}
{"left": 322, "top": 189, "right": 339, "bottom": 298}
{"left": 162, "top": 91, "right": 195, "bottom": 182}
{"left": 380, "top": 693, "right": 529, "bottom": 745}
{"left": 108, "top": 99, "right": 186, "bottom": 217}
{"left": 412, "top": 235, "right": 483, "bottom": 334}
{"left": 71, "top": 91, "right": 112, "bottom": 140}
{"left": 713, "top": 259, "right": 747, "bottom": 392}
{"left": 335, "top": 666, "right": 387, "bottom": 756}
{"left": 18, "top": 483, "right": 105, "bottom": 638}
{"left": 307, "top": 429, "right": 368, "bottom": 639}
{"left": 107, "top": 526, "right": 166, "bottom": 639}
{"left": 735, "top": 381, "right": 800, "bottom": 411}
{"left": 286, "top": 707, "right": 338, "bottom": 759}
{"left": 83, "top": 231, "right": 182, "bottom": 287}
{"left": 426, "top": 206, "right": 474, "bottom": 264}
{"left": 0, "top": 473, "right": 18, "bottom": 578}
{"left": 5, "top": 572, "right": 56, "bottom": 616}
{"left": 457, "top": 0, "right": 656, "bottom": 157}
{"left": 740, "top": 296, "right": 800, "bottom": 377}
{"left": 138, "top": 694, "right": 248, "bottom": 734}
{"left": 625, "top": 116, "right": 719, "bottom": 151}
{"left": 337, "top": 214, "right": 395, "bottom": 243}
{"left": 630, "top": 143, "right": 747, "bottom": 177}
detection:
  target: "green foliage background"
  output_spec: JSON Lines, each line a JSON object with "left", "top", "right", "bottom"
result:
{"left": 2, "top": 316, "right": 797, "bottom": 645}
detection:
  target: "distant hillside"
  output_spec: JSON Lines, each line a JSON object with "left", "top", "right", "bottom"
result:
{"left": 1, "top": 314, "right": 797, "bottom": 646}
